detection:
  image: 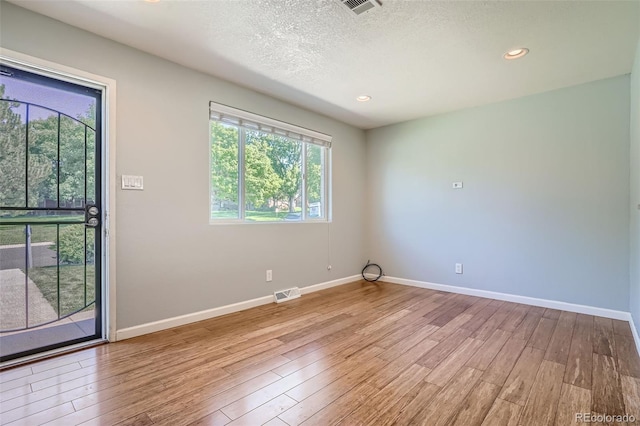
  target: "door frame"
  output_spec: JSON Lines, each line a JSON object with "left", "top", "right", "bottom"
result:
{"left": 0, "top": 48, "right": 117, "bottom": 353}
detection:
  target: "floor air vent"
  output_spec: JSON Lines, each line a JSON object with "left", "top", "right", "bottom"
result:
{"left": 337, "top": 0, "right": 381, "bottom": 15}
{"left": 274, "top": 287, "right": 301, "bottom": 303}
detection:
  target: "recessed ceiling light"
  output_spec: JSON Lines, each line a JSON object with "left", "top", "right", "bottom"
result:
{"left": 504, "top": 48, "right": 529, "bottom": 60}
{"left": 144, "top": 0, "right": 160, "bottom": 3}
{"left": 356, "top": 95, "right": 371, "bottom": 102}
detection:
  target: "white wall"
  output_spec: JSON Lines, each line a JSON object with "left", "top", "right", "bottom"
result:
{"left": 631, "top": 39, "right": 640, "bottom": 334}
{"left": 366, "top": 76, "right": 631, "bottom": 311}
{"left": 0, "top": 2, "right": 367, "bottom": 329}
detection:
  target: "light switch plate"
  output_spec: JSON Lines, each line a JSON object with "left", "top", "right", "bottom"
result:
{"left": 122, "top": 175, "right": 144, "bottom": 190}
{"left": 452, "top": 182, "right": 463, "bottom": 189}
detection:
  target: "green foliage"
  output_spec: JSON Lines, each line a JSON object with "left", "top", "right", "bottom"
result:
{"left": 0, "top": 84, "right": 97, "bottom": 207}
{"left": 263, "top": 133, "right": 301, "bottom": 212}
{"left": 210, "top": 122, "right": 239, "bottom": 206}
{"left": 306, "top": 145, "right": 322, "bottom": 204}
{"left": 245, "top": 137, "right": 281, "bottom": 208}
{"left": 0, "top": 85, "right": 52, "bottom": 207}
{"left": 28, "top": 265, "right": 95, "bottom": 316}
{"left": 58, "top": 225, "right": 94, "bottom": 264}
{"left": 0, "top": 216, "right": 84, "bottom": 245}
{"left": 27, "top": 112, "right": 95, "bottom": 203}
{"left": 210, "top": 121, "right": 324, "bottom": 216}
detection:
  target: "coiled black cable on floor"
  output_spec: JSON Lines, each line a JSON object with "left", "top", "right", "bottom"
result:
{"left": 362, "top": 260, "right": 383, "bottom": 282}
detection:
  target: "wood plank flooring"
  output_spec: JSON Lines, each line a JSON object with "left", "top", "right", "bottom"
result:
{"left": 1, "top": 281, "right": 640, "bottom": 425}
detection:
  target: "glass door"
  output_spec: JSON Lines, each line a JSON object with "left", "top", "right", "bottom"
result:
{"left": 0, "top": 64, "right": 103, "bottom": 362}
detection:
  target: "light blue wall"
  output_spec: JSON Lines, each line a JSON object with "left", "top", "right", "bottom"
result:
{"left": 366, "top": 76, "right": 631, "bottom": 311}
{"left": 631, "top": 39, "right": 640, "bottom": 335}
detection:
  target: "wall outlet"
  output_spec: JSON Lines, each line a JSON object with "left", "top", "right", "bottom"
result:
{"left": 455, "top": 263, "right": 463, "bottom": 274}
{"left": 266, "top": 270, "right": 272, "bottom": 282}
{"left": 452, "top": 182, "right": 463, "bottom": 189}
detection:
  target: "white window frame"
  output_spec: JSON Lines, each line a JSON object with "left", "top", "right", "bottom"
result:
{"left": 209, "top": 102, "right": 332, "bottom": 224}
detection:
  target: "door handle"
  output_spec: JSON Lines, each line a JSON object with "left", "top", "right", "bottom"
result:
{"left": 85, "top": 204, "right": 100, "bottom": 227}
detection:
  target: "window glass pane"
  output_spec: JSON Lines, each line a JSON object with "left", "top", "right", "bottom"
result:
{"left": 210, "top": 122, "right": 239, "bottom": 220}
{"left": 57, "top": 223, "right": 86, "bottom": 317}
{"left": 2, "top": 76, "right": 97, "bottom": 210}
{"left": 270, "top": 134, "right": 302, "bottom": 222}
{"left": 307, "top": 145, "right": 324, "bottom": 219}
{"left": 84, "top": 227, "right": 97, "bottom": 321}
{"left": 59, "top": 115, "right": 86, "bottom": 208}
{"left": 245, "top": 132, "right": 302, "bottom": 222}
{"left": 0, "top": 99, "right": 27, "bottom": 208}
{"left": 86, "top": 129, "right": 96, "bottom": 205}
{"left": 27, "top": 106, "right": 59, "bottom": 208}
{"left": 244, "top": 131, "right": 281, "bottom": 221}
{"left": 26, "top": 224, "right": 60, "bottom": 327}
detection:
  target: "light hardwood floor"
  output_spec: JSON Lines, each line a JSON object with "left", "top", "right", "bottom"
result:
{"left": 1, "top": 281, "right": 640, "bottom": 425}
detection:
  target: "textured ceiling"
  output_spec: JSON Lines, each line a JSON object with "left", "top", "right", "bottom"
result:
{"left": 7, "top": 0, "right": 640, "bottom": 129}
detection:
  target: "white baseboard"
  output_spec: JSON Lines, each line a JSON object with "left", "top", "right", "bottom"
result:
{"left": 115, "top": 274, "right": 360, "bottom": 341}
{"left": 299, "top": 274, "right": 361, "bottom": 295}
{"left": 115, "top": 295, "right": 272, "bottom": 341}
{"left": 380, "top": 275, "right": 632, "bottom": 321}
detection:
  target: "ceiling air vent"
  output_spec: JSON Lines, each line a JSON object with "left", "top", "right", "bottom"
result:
{"left": 337, "top": 0, "right": 381, "bottom": 15}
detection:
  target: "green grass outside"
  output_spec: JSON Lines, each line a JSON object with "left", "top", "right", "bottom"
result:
{"left": 0, "top": 215, "right": 83, "bottom": 245}
{"left": 26, "top": 264, "right": 96, "bottom": 316}
{"left": 211, "top": 209, "right": 301, "bottom": 222}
